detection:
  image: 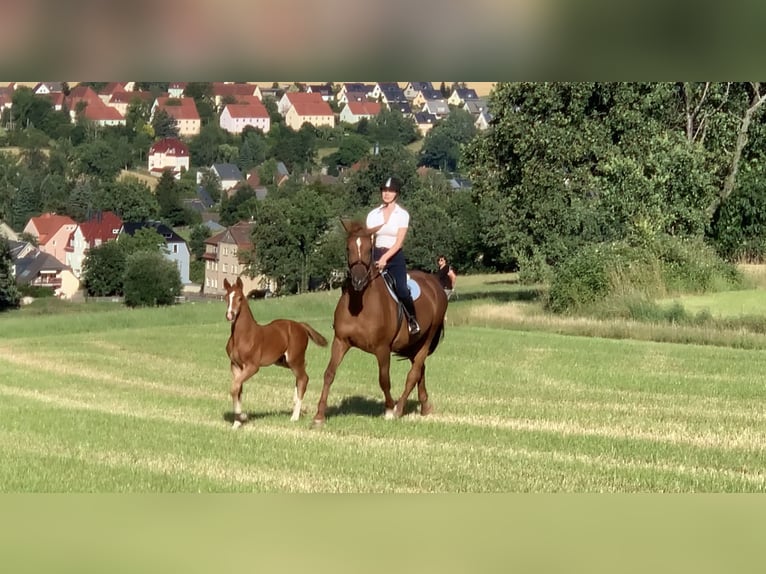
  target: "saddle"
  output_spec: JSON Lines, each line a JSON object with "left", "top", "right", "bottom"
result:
{"left": 381, "top": 270, "right": 421, "bottom": 330}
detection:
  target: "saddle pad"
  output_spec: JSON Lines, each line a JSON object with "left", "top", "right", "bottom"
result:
{"left": 383, "top": 274, "right": 421, "bottom": 301}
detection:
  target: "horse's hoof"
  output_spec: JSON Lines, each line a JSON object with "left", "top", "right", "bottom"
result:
{"left": 310, "top": 418, "right": 325, "bottom": 430}
{"left": 290, "top": 414, "right": 300, "bottom": 422}
{"left": 384, "top": 409, "right": 395, "bottom": 420}
{"left": 232, "top": 420, "right": 243, "bottom": 429}
{"left": 421, "top": 403, "right": 434, "bottom": 416}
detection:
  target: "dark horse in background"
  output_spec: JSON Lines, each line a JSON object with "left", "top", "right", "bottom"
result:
{"left": 223, "top": 277, "right": 328, "bottom": 427}
{"left": 312, "top": 220, "right": 448, "bottom": 426}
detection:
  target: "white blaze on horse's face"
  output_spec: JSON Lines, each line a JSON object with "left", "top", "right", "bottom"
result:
{"left": 226, "top": 290, "right": 236, "bottom": 322}
{"left": 355, "top": 237, "right": 362, "bottom": 259}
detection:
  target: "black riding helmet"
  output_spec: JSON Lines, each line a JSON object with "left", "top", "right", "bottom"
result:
{"left": 381, "top": 176, "right": 402, "bottom": 194}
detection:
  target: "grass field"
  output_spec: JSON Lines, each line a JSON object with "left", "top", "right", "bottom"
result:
{"left": 1, "top": 274, "right": 765, "bottom": 492}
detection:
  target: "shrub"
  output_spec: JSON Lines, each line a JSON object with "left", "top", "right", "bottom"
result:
{"left": 123, "top": 252, "right": 182, "bottom": 308}
{"left": 547, "top": 235, "right": 743, "bottom": 315}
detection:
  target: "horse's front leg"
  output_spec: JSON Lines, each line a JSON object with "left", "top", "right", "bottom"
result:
{"left": 375, "top": 349, "right": 396, "bottom": 419}
{"left": 230, "top": 362, "right": 259, "bottom": 429}
{"left": 312, "top": 337, "right": 349, "bottom": 428}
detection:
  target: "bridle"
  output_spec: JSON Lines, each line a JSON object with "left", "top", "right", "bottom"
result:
{"left": 348, "top": 234, "right": 381, "bottom": 290}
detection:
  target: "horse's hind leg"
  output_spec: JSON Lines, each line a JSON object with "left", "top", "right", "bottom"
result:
{"left": 289, "top": 359, "right": 309, "bottom": 422}
{"left": 394, "top": 349, "right": 428, "bottom": 418}
{"left": 417, "top": 363, "right": 433, "bottom": 416}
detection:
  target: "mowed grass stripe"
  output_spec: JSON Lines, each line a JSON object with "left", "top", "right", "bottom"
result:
{"left": 1, "top": 382, "right": 762, "bottom": 491}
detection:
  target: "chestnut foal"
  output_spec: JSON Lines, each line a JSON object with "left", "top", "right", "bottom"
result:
{"left": 223, "top": 277, "right": 328, "bottom": 427}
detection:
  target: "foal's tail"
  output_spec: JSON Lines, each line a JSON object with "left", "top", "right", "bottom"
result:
{"left": 301, "top": 322, "right": 329, "bottom": 347}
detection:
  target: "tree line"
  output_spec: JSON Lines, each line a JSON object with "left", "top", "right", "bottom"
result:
{"left": 6, "top": 82, "right": 764, "bottom": 306}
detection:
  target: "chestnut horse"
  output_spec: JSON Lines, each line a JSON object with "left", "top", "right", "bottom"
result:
{"left": 312, "top": 220, "right": 448, "bottom": 426}
{"left": 223, "top": 277, "right": 328, "bottom": 427}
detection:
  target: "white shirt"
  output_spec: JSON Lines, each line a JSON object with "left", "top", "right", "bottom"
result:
{"left": 366, "top": 203, "right": 410, "bottom": 249}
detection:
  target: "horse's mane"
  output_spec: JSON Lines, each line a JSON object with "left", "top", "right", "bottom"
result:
{"left": 343, "top": 219, "right": 368, "bottom": 237}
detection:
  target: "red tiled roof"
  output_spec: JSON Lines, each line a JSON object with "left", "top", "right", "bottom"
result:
{"left": 155, "top": 96, "right": 200, "bottom": 120}
{"left": 286, "top": 92, "right": 325, "bottom": 106}
{"left": 149, "top": 138, "right": 189, "bottom": 156}
{"left": 346, "top": 101, "right": 381, "bottom": 116}
{"left": 212, "top": 82, "right": 257, "bottom": 98}
{"left": 109, "top": 90, "right": 154, "bottom": 104}
{"left": 291, "top": 98, "right": 334, "bottom": 117}
{"left": 79, "top": 211, "right": 123, "bottom": 245}
{"left": 28, "top": 213, "right": 77, "bottom": 245}
{"left": 99, "top": 82, "right": 125, "bottom": 95}
{"left": 223, "top": 101, "right": 269, "bottom": 119}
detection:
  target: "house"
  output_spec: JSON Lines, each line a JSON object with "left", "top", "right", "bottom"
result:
{"left": 447, "top": 87, "right": 480, "bottom": 107}
{"left": 33, "top": 82, "right": 64, "bottom": 95}
{"left": 7, "top": 238, "right": 36, "bottom": 261}
{"left": 23, "top": 213, "right": 78, "bottom": 266}
{"left": 369, "top": 82, "right": 406, "bottom": 104}
{"left": 211, "top": 82, "right": 259, "bottom": 109}
{"left": 412, "top": 88, "right": 444, "bottom": 109}
{"left": 106, "top": 90, "right": 154, "bottom": 116}
{"left": 306, "top": 83, "right": 334, "bottom": 101}
{"left": 239, "top": 169, "right": 269, "bottom": 200}
{"left": 284, "top": 97, "right": 335, "bottom": 130}
{"left": 475, "top": 110, "right": 493, "bottom": 131}
{"left": 202, "top": 221, "right": 270, "bottom": 296}
{"left": 413, "top": 112, "right": 438, "bottom": 137}
{"left": 421, "top": 98, "right": 451, "bottom": 118}
{"left": 120, "top": 221, "right": 191, "bottom": 284}
{"left": 65, "top": 85, "right": 126, "bottom": 125}
{"left": 387, "top": 101, "right": 412, "bottom": 115}
{"left": 38, "top": 91, "right": 65, "bottom": 111}
{"left": 168, "top": 82, "right": 187, "bottom": 98}
{"left": 97, "top": 82, "right": 128, "bottom": 103}
{"left": 277, "top": 91, "right": 325, "bottom": 116}
{"left": 339, "top": 100, "right": 381, "bottom": 124}
{"left": 338, "top": 83, "right": 374, "bottom": 99}
{"left": 403, "top": 82, "right": 434, "bottom": 101}
{"left": 0, "top": 220, "right": 18, "bottom": 241}
{"left": 210, "top": 163, "right": 244, "bottom": 193}
{"left": 463, "top": 98, "right": 489, "bottom": 116}
{"left": 66, "top": 211, "right": 123, "bottom": 278}
{"left": 14, "top": 249, "right": 79, "bottom": 299}
{"left": 147, "top": 138, "right": 190, "bottom": 178}
{"left": 336, "top": 90, "right": 369, "bottom": 105}
{"left": 151, "top": 96, "right": 201, "bottom": 136}
{"left": 219, "top": 101, "right": 270, "bottom": 134}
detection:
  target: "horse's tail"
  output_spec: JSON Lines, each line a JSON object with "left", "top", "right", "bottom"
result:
{"left": 427, "top": 322, "right": 445, "bottom": 356}
{"left": 301, "top": 322, "right": 329, "bottom": 347}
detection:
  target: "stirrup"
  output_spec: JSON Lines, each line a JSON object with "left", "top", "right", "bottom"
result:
{"left": 408, "top": 318, "right": 420, "bottom": 335}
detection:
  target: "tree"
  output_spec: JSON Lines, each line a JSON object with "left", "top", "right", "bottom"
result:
{"left": 249, "top": 186, "right": 331, "bottom": 294}
{"left": 322, "top": 133, "right": 371, "bottom": 175}
{"left": 76, "top": 138, "right": 124, "bottom": 180}
{"left": 0, "top": 237, "right": 20, "bottom": 311}
{"left": 189, "top": 223, "right": 211, "bottom": 259}
{"left": 123, "top": 251, "right": 181, "bottom": 307}
{"left": 82, "top": 240, "right": 127, "bottom": 296}
{"left": 368, "top": 108, "right": 419, "bottom": 147}
{"left": 154, "top": 170, "right": 185, "bottom": 225}
{"left": 99, "top": 177, "right": 159, "bottom": 222}
{"left": 151, "top": 108, "right": 180, "bottom": 139}
{"left": 418, "top": 109, "right": 477, "bottom": 172}
{"left": 462, "top": 82, "right": 722, "bottom": 271}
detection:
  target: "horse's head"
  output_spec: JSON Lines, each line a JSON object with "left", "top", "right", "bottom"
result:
{"left": 223, "top": 277, "right": 245, "bottom": 322}
{"left": 341, "top": 219, "right": 379, "bottom": 292}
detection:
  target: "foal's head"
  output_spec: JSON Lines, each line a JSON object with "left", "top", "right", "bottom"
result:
{"left": 223, "top": 277, "right": 246, "bottom": 322}
{"left": 341, "top": 219, "right": 379, "bottom": 292}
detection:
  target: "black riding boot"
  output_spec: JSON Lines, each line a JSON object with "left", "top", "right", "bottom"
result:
{"left": 401, "top": 295, "right": 420, "bottom": 335}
